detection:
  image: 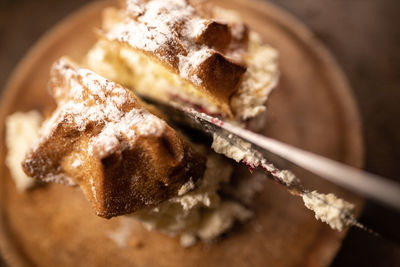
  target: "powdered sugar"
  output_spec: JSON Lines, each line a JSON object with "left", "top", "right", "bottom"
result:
{"left": 126, "top": 0, "right": 144, "bottom": 17}
{"left": 28, "top": 58, "right": 167, "bottom": 185}
{"left": 40, "top": 173, "right": 77, "bottom": 186}
{"left": 89, "top": 178, "right": 97, "bottom": 201}
{"left": 72, "top": 158, "right": 82, "bottom": 168}
{"left": 47, "top": 59, "right": 166, "bottom": 159}
{"left": 178, "top": 47, "right": 212, "bottom": 82}
{"left": 105, "top": 0, "right": 215, "bottom": 86}
{"left": 107, "top": 0, "right": 194, "bottom": 56}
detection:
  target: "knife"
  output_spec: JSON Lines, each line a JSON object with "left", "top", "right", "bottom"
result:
{"left": 148, "top": 99, "right": 400, "bottom": 211}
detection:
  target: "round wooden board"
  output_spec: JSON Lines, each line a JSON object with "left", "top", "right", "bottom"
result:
{"left": 0, "top": 0, "right": 364, "bottom": 266}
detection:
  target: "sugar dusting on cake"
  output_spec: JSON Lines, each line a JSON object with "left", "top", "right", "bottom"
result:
{"left": 53, "top": 58, "right": 166, "bottom": 156}
{"left": 106, "top": 0, "right": 214, "bottom": 86}
{"left": 25, "top": 58, "right": 167, "bottom": 185}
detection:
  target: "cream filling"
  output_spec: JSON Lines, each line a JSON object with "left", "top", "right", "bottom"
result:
{"left": 211, "top": 133, "right": 356, "bottom": 231}
{"left": 130, "top": 153, "right": 256, "bottom": 247}
{"left": 230, "top": 32, "right": 279, "bottom": 120}
{"left": 213, "top": 6, "right": 280, "bottom": 120}
{"left": 302, "top": 191, "right": 355, "bottom": 231}
{"left": 5, "top": 111, "right": 42, "bottom": 191}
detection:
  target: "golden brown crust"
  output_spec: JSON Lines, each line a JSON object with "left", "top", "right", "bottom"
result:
{"left": 102, "top": 0, "right": 249, "bottom": 116}
{"left": 194, "top": 21, "right": 232, "bottom": 52}
{"left": 194, "top": 52, "right": 246, "bottom": 105}
{"left": 22, "top": 58, "right": 206, "bottom": 218}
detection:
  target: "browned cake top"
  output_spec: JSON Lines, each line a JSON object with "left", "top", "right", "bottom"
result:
{"left": 23, "top": 58, "right": 206, "bottom": 218}
{"left": 104, "top": 0, "right": 249, "bottom": 115}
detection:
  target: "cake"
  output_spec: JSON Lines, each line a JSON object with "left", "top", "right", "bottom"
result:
{"left": 87, "top": 0, "right": 279, "bottom": 121}
{"left": 22, "top": 58, "right": 206, "bottom": 218}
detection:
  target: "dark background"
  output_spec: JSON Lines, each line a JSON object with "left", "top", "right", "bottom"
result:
{"left": 0, "top": 0, "right": 399, "bottom": 266}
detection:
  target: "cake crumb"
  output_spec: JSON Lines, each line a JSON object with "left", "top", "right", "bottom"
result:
{"left": 178, "top": 178, "right": 195, "bottom": 196}
{"left": 108, "top": 217, "right": 135, "bottom": 247}
{"left": 180, "top": 233, "right": 197, "bottom": 247}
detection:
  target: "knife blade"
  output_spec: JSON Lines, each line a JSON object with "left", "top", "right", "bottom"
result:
{"left": 150, "top": 99, "right": 400, "bottom": 211}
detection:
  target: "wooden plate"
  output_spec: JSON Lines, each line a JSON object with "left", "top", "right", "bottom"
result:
{"left": 0, "top": 0, "right": 364, "bottom": 266}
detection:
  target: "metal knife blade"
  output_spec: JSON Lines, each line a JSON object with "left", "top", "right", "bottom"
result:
{"left": 154, "top": 100, "right": 400, "bottom": 211}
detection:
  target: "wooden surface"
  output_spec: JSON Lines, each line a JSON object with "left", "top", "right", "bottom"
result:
{"left": 0, "top": 0, "right": 365, "bottom": 266}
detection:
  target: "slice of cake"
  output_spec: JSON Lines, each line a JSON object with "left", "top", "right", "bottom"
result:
{"left": 22, "top": 58, "right": 206, "bottom": 218}
{"left": 87, "top": 0, "right": 279, "bottom": 121}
